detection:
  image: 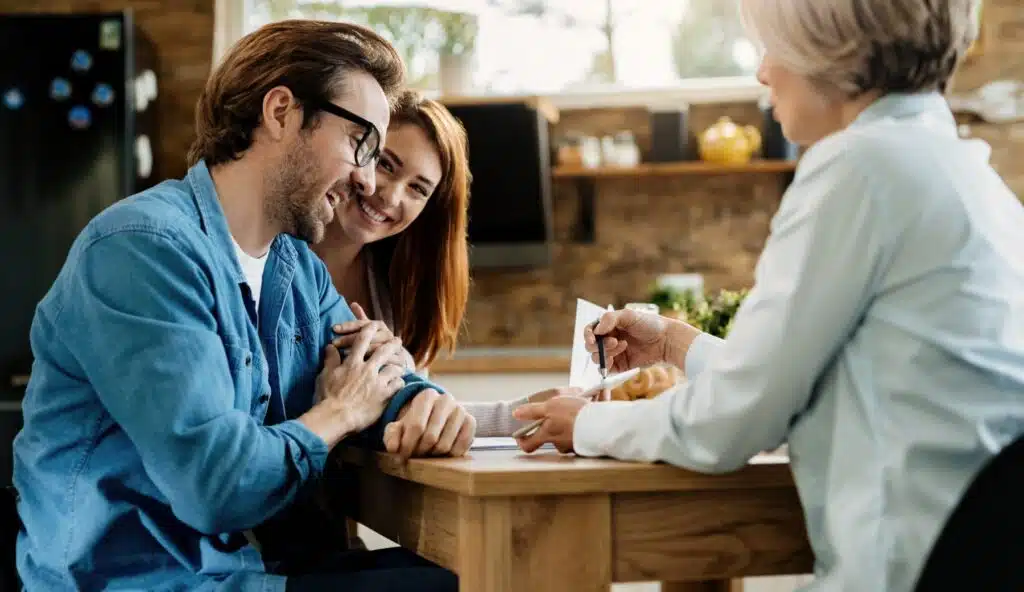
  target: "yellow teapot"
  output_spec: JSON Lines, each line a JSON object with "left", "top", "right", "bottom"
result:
{"left": 697, "top": 116, "right": 763, "bottom": 165}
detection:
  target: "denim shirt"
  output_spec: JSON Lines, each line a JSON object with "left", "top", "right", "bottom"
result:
{"left": 12, "top": 161, "right": 439, "bottom": 591}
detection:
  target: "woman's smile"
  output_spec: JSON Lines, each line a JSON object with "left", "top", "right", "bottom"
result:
{"left": 355, "top": 196, "right": 394, "bottom": 226}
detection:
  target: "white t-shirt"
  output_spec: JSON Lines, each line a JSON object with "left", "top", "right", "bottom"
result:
{"left": 231, "top": 237, "right": 269, "bottom": 310}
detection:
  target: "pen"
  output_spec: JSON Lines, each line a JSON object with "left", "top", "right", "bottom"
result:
{"left": 596, "top": 303, "right": 613, "bottom": 380}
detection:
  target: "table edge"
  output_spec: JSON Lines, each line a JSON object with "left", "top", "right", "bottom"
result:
{"left": 335, "top": 446, "right": 796, "bottom": 497}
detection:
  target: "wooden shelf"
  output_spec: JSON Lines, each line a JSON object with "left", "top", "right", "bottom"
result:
{"left": 553, "top": 159, "right": 797, "bottom": 179}
{"left": 557, "top": 159, "right": 798, "bottom": 244}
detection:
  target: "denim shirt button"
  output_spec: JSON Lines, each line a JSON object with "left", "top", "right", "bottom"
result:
{"left": 244, "top": 355, "right": 251, "bottom": 367}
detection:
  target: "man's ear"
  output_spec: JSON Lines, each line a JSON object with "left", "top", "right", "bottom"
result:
{"left": 261, "top": 86, "right": 299, "bottom": 142}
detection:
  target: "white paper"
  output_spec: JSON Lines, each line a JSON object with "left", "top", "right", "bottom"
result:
{"left": 470, "top": 437, "right": 553, "bottom": 451}
{"left": 569, "top": 298, "right": 613, "bottom": 389}
{"left": 469, "top": 437, "right": 521, "bottom": 450}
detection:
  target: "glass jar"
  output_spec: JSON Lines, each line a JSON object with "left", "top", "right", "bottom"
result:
{"left": 556, "top": 133, "right": 584, "bottom": 167}
{"left": 613, "top": 131, "right": 641, "bottom": 167}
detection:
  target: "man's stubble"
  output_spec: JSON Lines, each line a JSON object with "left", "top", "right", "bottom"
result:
{"left": 265, "top": 134, "right": 330, "bottom": 245}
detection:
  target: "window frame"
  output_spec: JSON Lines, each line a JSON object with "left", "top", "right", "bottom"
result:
{"left": 217, "top": 0, "right": 767, "bottom": 107}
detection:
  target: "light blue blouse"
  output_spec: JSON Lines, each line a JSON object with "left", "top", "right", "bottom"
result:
{"left": 574, "top": 93, "right": 1024, "bottom": 591}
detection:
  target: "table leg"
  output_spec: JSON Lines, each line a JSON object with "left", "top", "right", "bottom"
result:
{"left": 455, "top": 493, "right": 612, "bottom": 592}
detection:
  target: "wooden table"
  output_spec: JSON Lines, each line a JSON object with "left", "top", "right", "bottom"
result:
{"left": 334, "top": 446, "right": 813, "bottom": 592}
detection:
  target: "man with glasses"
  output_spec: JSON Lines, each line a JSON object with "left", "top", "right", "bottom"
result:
{"left": 11, "top": 20, "right": 468, "bottom": 592}
{"left": 311, "top": 99, "right": 384, "bottom": 170}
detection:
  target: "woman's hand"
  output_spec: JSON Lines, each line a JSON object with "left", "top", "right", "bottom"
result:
{"left": 512, "top": 395, "right": 590, "bottom": 453}
{"left": 526, "top": 385, "right": 607, "bottom": 403}
{"left": 332, "top": 302, "right": 416, "bottom": 371}
{"left": 526, "top": 386, "right": 584, "bottom": 403}
{"left": 584, "top": 309, "right": 702, "bottom": 373}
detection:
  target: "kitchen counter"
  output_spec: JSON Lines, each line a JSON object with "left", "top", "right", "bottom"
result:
{"left": 428, "top": 347, "right": 571, "bottom": 374}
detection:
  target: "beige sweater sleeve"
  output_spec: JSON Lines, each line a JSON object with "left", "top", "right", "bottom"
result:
{"left": 460, "top": 396, "right": 533, "bottom": 437}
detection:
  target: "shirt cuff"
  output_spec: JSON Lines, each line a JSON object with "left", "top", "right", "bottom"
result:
{"left": 684, "top": 332, "right": 719, "bottom": 378}
{"left": 275, "top": 419, "right": 330, "bottom": 478}
{"left": 573, "top": 400, "right": 634, "bottom": 457}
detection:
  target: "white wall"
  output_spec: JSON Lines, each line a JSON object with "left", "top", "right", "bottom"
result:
{"left": 434, "top": 371, "right": 568, "bottom": 403}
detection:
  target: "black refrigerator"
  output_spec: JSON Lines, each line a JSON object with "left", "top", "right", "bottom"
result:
{"left": 0, "top": 10, "right": 159, "bottom": 481}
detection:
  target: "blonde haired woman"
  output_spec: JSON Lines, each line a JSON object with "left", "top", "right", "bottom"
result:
{"left": 513, "top": 1, "right": 1024, "bottom": 590}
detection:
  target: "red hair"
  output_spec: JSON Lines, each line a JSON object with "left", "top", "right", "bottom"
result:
{"left": 369, "top": 91, "right": 470, "bottom": 368}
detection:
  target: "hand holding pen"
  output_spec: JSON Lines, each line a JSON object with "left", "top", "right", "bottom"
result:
{"left": 584, "top": 307, "right": 673, "bottom": 373}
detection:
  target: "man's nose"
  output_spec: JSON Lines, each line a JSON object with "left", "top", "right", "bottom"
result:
{"left": 351, "top": 163, "right": 376, "bottom": 198}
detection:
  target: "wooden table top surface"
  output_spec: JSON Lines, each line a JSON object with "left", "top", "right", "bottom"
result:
{"left": 337, "top": 446, "right": 794, "bottom": 497}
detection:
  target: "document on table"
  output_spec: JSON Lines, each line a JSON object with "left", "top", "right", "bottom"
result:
{"left": 470, "top": 437, "right": 553, "bottom": 451}
{"left": 569, "top": 298, "right": 612, "bottom": 390}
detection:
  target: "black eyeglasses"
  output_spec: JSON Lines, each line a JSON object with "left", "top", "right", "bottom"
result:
{"left": 309, "top": 99, "right": 382, "bottom": 168}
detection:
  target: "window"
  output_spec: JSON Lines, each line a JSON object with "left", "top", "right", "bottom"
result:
{"left": 244, "top": 0, "right": 759, "bottom": 96}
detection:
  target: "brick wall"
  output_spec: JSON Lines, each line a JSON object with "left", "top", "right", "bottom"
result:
{"left": 465, "top": 101, "right": 784, "bottom": 346}
{"left": 0, "top": 0, "right": 214, "bottom": 180}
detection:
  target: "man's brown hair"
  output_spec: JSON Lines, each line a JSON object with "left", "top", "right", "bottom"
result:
{"left": 188, "top": 20, "right": 405, "bottom": 167}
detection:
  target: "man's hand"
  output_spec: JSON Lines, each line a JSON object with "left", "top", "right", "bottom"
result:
{"left": 331, "top": 302, "right": 415, "bottom": 371}
{"left": 300, "top": 324, "right": 405, "bottom": 448}
{"left": 383, "top": 389, "right": 476, "bottom": 459}
{"left": 511, "top": 396, "right": 591, "bottom": 454}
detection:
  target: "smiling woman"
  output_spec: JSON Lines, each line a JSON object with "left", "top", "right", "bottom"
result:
{"left": 311, "top": 90, "right": 562, "bottom": 436}
{"left": 313, "top": 90, "right": 468, "bottom": 370}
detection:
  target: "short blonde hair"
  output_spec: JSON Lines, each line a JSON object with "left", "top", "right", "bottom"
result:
{"left": 740, "top": 0, "right": 979, "bottom": 96}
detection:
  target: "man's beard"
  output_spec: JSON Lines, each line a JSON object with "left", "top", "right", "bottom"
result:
{"left": 265, "top": 138, "right": 332, "bottom": 244}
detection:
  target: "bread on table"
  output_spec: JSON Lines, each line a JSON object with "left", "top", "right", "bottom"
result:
{"left": 608, "top": 364, "right": 682, "bottom": 401}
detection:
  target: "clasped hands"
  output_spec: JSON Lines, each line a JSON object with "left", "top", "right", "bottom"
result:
{"left": 317, "top": 302, "right": 475, "bottom": 459}
{"left": 513, "top": 308, "right": 698, "bottom": 454}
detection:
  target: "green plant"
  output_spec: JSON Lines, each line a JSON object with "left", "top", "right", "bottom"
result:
{"left": 647, "top": 285, "right": 749, "bottom": 338}
{"left": 648, "top": 286, "right": 698, "bottom": 316}
{"left": 436, "top": 10, "right": 478, "bottom": 56}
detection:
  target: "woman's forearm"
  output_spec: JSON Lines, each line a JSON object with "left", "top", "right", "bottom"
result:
{"left": 461, "top": 396, "right": 532, "bottom": 437}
